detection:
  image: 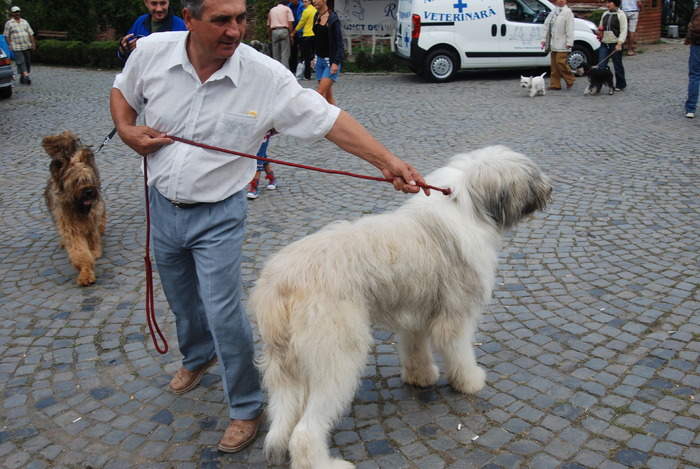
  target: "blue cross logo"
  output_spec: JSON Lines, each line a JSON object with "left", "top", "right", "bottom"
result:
{"left": 453, "top": 0, "right": 468, "bottom": 13}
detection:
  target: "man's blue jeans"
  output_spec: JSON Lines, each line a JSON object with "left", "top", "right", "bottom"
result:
{"left": 598, "top": 43, "right": 626, "bottom": 90}
{"left": 686, "top": 44, "right": 700, "bottom": 114}
{"left": 150, "top": 187, "right": 263, "bottom": 420}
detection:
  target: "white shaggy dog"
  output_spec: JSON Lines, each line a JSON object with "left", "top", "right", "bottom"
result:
{"left": 520, "top": 72, "right": 547, "bottom": 97}
{"left": 251, "top": 146, "right": 552, "bottom": 469}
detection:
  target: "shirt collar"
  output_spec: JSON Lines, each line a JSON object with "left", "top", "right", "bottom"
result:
{"left": 166, "top": 33, "right": 240, "bottom": 86}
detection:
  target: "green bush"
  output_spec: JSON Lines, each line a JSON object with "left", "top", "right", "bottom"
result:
{"left": 34, "top": 40, "right": 83, "bottom": 66}
{"left": 86, "top": 41, "right": 122, "bottom": 69}
{"left": 35, "top": 40, "right": 120, "bottom": 68}
{"left": 586, "top": 9, "right": 605, "bottom": 27}
{"left": 346, "top": 51, "right": 409, "bottom": 73}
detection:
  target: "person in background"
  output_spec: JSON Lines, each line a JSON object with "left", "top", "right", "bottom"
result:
{"left": 541, "top": 0, "right": 575, "bottom": 91}
{"left": 110, "top": 0, "right": 427, "bottom": 453}
{"left": 117, "top": 0, "right": 187, "bottom": 62}
{"left": 247, "top": 130, "right": 279, "bottom": 199}
{"left": 312, "top": 0, "right": 344, "bottom": 105}
{"left": 288, "top": 0, "right": 304, "bottom": 74}
{"left": 684, "top": 3, "right": 700, "bottom": 118}
{"left": 3, "top": 6, "right": 34, "bottom": 85}
{"left": 598, "top": 0, "right": 628, "bottom": 91}
{"left": 293, "top": 0, "right": 316, "bottom": 80}
{"left": 268, "top": 0, "right": 294, "bottom": 69}
{"left": 621, "top": 0, "right": 642, "bottom": 55}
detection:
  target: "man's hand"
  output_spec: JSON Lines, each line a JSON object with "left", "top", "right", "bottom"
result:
{"left": 117, "top": 125, "right": 173, "bottom": 157}
{"left": 120, "top": 33, "right": 140, "bottom": 53}
{"left": 380, "top": 158, "right": 429, "bottom": 195}
{"left": 110, "top": 88, "right": 172, "bottom": 157}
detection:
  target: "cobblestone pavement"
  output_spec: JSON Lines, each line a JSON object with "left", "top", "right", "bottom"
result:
{"left": 1, "top": 41, "right": 698, "bottom": 469}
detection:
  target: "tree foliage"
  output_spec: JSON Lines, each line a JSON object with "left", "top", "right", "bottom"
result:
{"left": 8, "top": 0, "right": 182, "bottom": 42}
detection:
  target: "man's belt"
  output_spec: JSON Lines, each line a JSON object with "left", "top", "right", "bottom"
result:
{"left": 272, "top": 27, "right": 289, "bottom": 30}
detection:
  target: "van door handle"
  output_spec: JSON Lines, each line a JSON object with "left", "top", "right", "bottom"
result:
{"left": 491, "top": 24, "right": 497, "bottom": 36}
{"left": 501, "top": 24, "right": 506, "bottom": 36}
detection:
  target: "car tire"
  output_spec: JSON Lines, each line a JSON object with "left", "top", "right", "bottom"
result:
{"left": 568, "top": 44, "right": 592, "bottom": 72}
{"left": 0, "top": 86, "right": 11, "bottom": 99}
{"left": 425, "top": 49, "right": 458, "bottom": 82}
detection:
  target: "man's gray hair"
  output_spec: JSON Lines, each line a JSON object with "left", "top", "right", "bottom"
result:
{"left": 182, "top": 0, "right": 206, "bottom": 19}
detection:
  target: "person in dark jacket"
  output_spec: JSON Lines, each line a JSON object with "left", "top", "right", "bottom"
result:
{"left": 312, "top": 0, "right": 344, "bottom": 105}
{"left": 684, "top": 4, "right": 700, "bottom": 118}
{"left": 117, "top": 0, "right": 187, "bottom": 62}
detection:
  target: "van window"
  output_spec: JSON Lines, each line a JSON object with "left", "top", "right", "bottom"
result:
{"left": 503, "top": 0, "right": 549, "bottom": 24}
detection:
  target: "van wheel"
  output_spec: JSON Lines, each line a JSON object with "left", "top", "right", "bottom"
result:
{"left": 425, "top": 49, "right": 457, "bottom": 82}
{"left": 568, "top": 44, "right": 591, "bottom": 72}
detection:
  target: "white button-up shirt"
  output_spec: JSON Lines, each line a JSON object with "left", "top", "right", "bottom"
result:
{"left": 113, "top": 31, "right": 340, "bottom": 204}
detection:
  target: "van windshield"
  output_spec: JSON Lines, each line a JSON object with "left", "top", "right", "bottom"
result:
{"left": 504, "top": 0, "right": 549, "bottom": 24}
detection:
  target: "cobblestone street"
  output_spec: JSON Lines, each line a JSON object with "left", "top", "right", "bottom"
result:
{"left": 0, "top": 41, "right": 698, "bottom": 469}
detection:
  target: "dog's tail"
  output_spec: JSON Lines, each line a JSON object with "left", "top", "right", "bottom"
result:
{"left": 539, "top": 72, "right": 547, "bottom": 78}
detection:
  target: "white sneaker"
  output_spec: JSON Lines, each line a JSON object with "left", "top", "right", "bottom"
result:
{"left": 685, "top": 112, "right": 695, "bottom": 118}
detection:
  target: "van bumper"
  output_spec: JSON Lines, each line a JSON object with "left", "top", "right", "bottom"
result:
{"left": 403, "top": 39, "right": 427, "bottom": 74}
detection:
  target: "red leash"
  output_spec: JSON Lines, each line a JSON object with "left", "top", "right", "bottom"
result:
{"left": 141, "top": 135, "right": 451, "bottom": 354}
{"left": 143, "top": 159, "right": 168, "bottom": 354}
{"left": 168, "top": 135, "right": 452, "bottom": 196}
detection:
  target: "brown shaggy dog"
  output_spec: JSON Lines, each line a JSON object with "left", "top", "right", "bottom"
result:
{"left": 43, "top": 131, "right": 106, "bottom": 286}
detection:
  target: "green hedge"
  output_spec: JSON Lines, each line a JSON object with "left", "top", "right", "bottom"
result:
{"left": 586, "top": 9, "right": 605, "bottom": 27}
{"left": 34, "top": 39, "right": 122, "bottom": 69}
{"left": 33, "top": 40, "right": 408, "bottom": 73}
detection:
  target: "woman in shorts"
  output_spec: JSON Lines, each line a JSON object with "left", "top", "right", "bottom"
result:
{"left": 312, "top": 0, "right": 344, "bottom": 105}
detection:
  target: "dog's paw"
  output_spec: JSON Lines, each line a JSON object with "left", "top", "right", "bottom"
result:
{"left": 449, "top": 365, "right": 486, "bottom": 395}
{"left": 264, "top": 445, "right": 289, "bottom": 466}
{"left": 77, "top": 269, "right": 96, "bottom": 286}
{"left": 402, "top": 364, "right": 439, "bottom": 388}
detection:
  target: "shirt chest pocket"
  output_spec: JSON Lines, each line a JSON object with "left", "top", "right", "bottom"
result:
{"left": 209, "top": 112, "right": 260, "bottom": 149}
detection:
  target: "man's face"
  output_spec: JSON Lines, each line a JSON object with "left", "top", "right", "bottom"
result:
{"left": 290, "top": 0, "right": 299, "bottom": 5}
{"left": 555, "top": 0, "right": 566, "bottom": 7}
{"left": 145, "top": 0, "right": 170, "bottom": 22}
{"left": 184, "top": 0, "right": 247, "bottom": 60}
{"left": 11, "top": 10, "right": 21, "bottom": 19}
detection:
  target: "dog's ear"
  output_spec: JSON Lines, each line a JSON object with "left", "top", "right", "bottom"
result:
{"left": 42, "top": 131, "right": 80, "bottom": 162}
{"left": 466, "top": 148, "right": 552, "bottom": 230}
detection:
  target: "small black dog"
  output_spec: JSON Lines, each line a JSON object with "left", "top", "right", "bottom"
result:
{"left": 577, "top": 63, "right": 615, "bottom": 95}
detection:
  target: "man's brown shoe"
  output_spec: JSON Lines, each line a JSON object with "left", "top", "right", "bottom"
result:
{"left": 218, "top": 413, "right": 263, "bottom": 453}
{"left": 169, "top": 356, "right": 218, "bottom": 395}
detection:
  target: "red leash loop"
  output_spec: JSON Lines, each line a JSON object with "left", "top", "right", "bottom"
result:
{"left": 167, "top": 135, "right": 452, "bottom": 196}
{"left": 143, "top": 158, "right": 169, "bottom": 354}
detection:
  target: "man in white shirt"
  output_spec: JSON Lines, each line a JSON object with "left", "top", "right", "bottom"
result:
{"left": 621, "top": 0, "right": 642, "bottom": 55}
{"left": 110, "top": 0, "right": 427, "bottom": 454}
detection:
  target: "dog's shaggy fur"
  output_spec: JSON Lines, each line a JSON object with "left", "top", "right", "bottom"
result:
{"left": 43, "top": 131, "right": 106, "bottom": 286}
{"left": 520, "top": 72, "right": 547, "bottom": 97}
{"left": 577, "top": 63, "right": 615, "bottom": 95}
{"left": 251, "top": 146, "right": 552, "bottom": 469}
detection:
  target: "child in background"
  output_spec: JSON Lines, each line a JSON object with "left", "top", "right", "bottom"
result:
{"left": 247, "top": 130, "right": 279, "bottom": 199}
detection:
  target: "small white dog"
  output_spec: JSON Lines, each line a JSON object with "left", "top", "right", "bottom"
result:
{"left": 520, "top": 72, "right": 547, "bottom": 97}
{"left": 252, "top": 146, "right": 552, "bottom": 469}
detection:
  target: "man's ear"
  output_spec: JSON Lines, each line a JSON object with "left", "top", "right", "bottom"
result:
{"left": 182, "top": 8, "right": 194, "bottom": 30}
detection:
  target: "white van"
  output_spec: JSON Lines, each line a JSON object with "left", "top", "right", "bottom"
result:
{"left": 395, "top": 0, "right": 600, "bottom": 81}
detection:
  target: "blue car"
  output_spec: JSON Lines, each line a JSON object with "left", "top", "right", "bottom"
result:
{"left": 0, "top": 35, "right": 12, "bottom": 99}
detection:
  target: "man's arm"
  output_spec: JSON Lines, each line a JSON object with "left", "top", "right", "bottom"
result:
{"left": 110, "top": 88, "right": 172, "bottom": 156}
{"left": 325, "top": 110, "right": 429, "bottom": 195}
